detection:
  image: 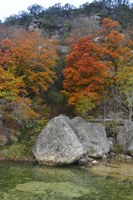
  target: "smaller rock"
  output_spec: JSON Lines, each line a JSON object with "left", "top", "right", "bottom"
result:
{"left": 78, "top": 155, "right": 89, "bottom": 165}
{"left": 125, "top": 155, "right": 132, "bottom": 160}
{"left": 57, "top": 45, "right": 70, "bottom": 54}
{"left": 127, "top": 146, "right": 133, "bottom": 157}
{"left": 78, "top": 157, "right": 86, "bottom": 166}
{"left": 119, "top": 154, "right": 126, "bottom": 160}
{"left": 102, "top": 154, "right": 107, "bottom": 160}
{"left": 92, "top": 160, "right": 99, "bottom": 166}
{"left": 87, "top": 157, "right": 94, "bottom": 162}
{"left": 119, "top": 154, "right": 132, "bottom": 161}
{"left": 108, "top": 137, "right": 114, "bottom": 150}
{"left": 109, "top": 152, "right": 116, "bottom": 158}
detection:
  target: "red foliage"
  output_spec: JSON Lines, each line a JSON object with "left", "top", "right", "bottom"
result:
{"left": 63, "top": 36, "right": 110, "bottom": 105}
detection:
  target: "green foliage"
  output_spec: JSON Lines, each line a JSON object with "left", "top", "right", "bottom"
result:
{"left": 75, "top": 96, "right": 96, "bottom": 119}
{"left": 104, "top": 120, "right": 120, "bottom": 138}
{"left": 3, "top": 144, "right": 33, "bottom": 160}
{"left": 47, "top": 91, "right": 67, "bottom": 106}
{"left": 81, "top": 1, "right": 105, "bottom": 15}
{"left": 46, "top": 90, "right": 71, "bottom": 116}
{"left": 3, "top": 0, "right": 132, "bottom": 30}
{"left": 28, "top": 4, "right": 44, "bottom": 17}
{"left": 17, "top": 117, "right": 48, "bottom": 148}
{"left": 112, "top": 144, "right": 123, "bottom": 154}
{"left": 114, "top": 4, "right": 133, "bottom": 27}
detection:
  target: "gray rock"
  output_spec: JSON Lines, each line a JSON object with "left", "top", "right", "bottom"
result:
{"left": 117, "top": 121, "right": 133, "bottom": 156}
{"left": 33, "top": 115, "right": 85, "bottom": 166}
{"left": 57, "top": 45, "right": 70, "bottom": 54}
{"left": 119, "top": 154, "right": 132, "bottom": 160}
{"left": 87, "top": 157, "right": 94, "bottom": 162}
{"left": 71, "top": 117, "right": 110, "bottom": 158}
{"left": 92, "top": 160, "right": 99, "bottom": 165}
{"left": 78, "top": 157, "right": 87, "bottom": 166}
{"left": 78, "top": 155, "right": 89, "bottom": 165}
{"left": 108, "top": 137, "right": 114, "bottom": 151}
{"left": 28, "top": 19, "right": 40, "bottom": 32}
{"left": 125, "top": 155, "right": 132, "bottom": 160}
{"left": 102, "top": 154, "right": 107, "bottom": 160}
{"left": 109, "top": 152, "right": 116, "bottom": 158}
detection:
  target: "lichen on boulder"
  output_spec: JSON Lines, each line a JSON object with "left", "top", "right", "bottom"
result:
{"left": 33, "top": 115, "right": 85, "bottom": 166}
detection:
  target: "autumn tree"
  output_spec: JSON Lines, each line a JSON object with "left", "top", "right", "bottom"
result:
{"left": 98, "top": 18, "right": 133, "bottom": 119}
{"left": 64, "top": 17, "right": 133, "bottom": 119}
{"left": 0, "top": 28, "right": 57, "bottom": 130}
{"left": 0, "top": 29, "right": 57, "bottom": 98}
{"left": 63, "top": 36, "right": 109, "bottom": 116}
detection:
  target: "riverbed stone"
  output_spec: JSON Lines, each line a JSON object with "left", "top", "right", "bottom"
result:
{"left": 92, "top": 160, "right": 99, "bottom": 166}
{"left": 71, "top": 117, "right": 110, "bottom": 158}
{"left": 117, "top": 121, "right": 133, "bottom": 156}
{"left": 33, "top": 115, "right": 85, "bottom": 166}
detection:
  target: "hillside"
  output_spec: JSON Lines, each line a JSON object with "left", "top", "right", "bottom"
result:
{"left": 0, "top": 0, "right": 133, "bottom": 158}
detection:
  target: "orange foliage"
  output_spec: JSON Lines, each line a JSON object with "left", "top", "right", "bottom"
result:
{"left": 0, "top": 29, "right": 58, "bottom": 96}
{"left": 101, "top": 18, "right": 120, "bottom": 32}
{"left": 99, "top": 17, "right": 132, "bottom": 75}
{"left": 63, "top": 36, "right": 110, "bottom": 105}
{"left": 0, "top": 28, "right": 58, "bottom": 121}
{"left": 64, "top": 17, "right": 133, "bottom": 109}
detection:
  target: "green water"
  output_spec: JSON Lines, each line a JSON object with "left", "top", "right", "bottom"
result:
{"left": 0, "top": 162, "right": 132, "bottom": 200}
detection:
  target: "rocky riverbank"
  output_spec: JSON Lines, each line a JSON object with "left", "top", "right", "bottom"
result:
{"left": 33, "top": 115, "right": 133, "bottom": 166}
{"left": 0, "top": 115, "right": 133, "bottom": 166}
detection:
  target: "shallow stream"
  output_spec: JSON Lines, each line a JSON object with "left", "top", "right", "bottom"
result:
{"left": 0, "top": 162, "right": 133, "bottom": 200}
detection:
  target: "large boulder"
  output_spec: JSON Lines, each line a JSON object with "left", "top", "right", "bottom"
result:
{"left": 33, "top": 115, "right": 85, "bottom": 166}
{"left": 71, "top": 117, "right": 110, "bottom": 158}
{"left": 117, "top": 121, "right": 133, "bottom": 156}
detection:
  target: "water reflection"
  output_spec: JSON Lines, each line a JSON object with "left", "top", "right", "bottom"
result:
{"left": 0, "top": 162, "right": 133, "bottom": 200}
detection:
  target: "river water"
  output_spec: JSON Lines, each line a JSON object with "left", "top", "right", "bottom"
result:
{"left": 0, "top": 162, "right": 133, "bottom": 200}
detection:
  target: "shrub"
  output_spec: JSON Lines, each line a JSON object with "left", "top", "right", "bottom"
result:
{"left": 112, "top": 143, "right": 123, "bottom": 154}
{"left": 3, "top": 144, "right": 33, "bottom": 160}
{"left": 104, "top": 120, "right": 120, "bottom": 138}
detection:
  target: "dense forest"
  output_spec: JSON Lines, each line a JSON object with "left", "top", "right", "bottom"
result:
{"left": 0, "top": 0, "right": 133, "bottom": 159}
